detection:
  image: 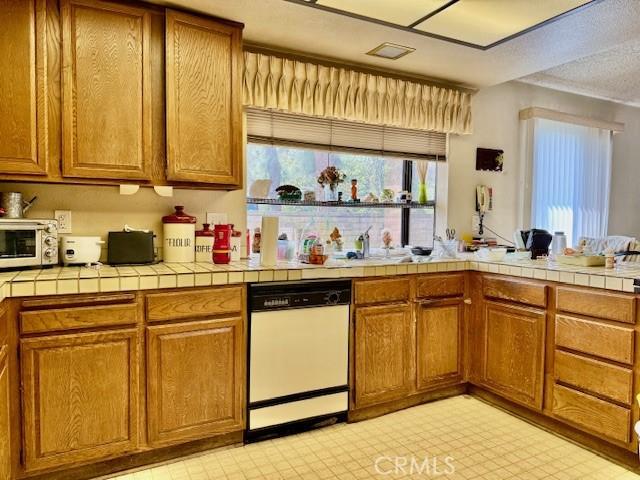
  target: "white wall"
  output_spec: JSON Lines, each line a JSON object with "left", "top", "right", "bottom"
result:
{"left": 447, "top": 81, "right": 640, "bottom": 242}
{"left": 0, "top": 182, "right": 247, "bottom": 260}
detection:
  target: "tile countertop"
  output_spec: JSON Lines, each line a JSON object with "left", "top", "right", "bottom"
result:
{"left": 0, "top": 254, "right": 638, "bottom": 299}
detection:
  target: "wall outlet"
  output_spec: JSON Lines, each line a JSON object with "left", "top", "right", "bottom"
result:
{"left": 54, "top": 210, "right": 72, "bottom": 233}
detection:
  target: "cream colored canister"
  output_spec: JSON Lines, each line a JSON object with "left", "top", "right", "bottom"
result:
{"left": 162, "top": 206, "right": 196, "bottom": 263}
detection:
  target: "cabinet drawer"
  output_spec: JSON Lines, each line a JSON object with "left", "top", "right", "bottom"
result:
{"left": 354, "top": 278, "right": 410, "bottom": 305}
{"left": 20, "top": 304, "right": 138, "bottom": 334}
{"left": 554, "top": 350, "right": 633, "bottom": 405}
{"left": 556, "top": 286, "right": 636, "bottom": 324}
{"left": 552, "top": 384, "right": 631, "bottom": 444}
{"left": 416, "top": 273, "right": 464, "bottom": 299}
{"left": 483, "top": 275, "right": 546, "bottom": 307}
{"left": 146, "top": 286, "right": 243, "bottom": 322}
{"left": 555, "top": 315, "right": 634, "bottom": 365}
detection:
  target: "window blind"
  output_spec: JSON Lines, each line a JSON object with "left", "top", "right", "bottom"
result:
{"left": 246, "top": 108, "right": 447, "bottom": 160}
{"left": 530, "top": 118, "right": 612, "bottom": 246}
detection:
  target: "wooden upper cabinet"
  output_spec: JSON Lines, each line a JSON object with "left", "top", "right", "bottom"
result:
{"left": 482, "top": 301, "right": 546, "bottom": 411}
{"left": 146, "top": 317, "right": 244, "bottom": 446}
{"left": 20, "top": 329, "right": 139, "bottom": 472}
{"left": 165, "top": 9, "right": 243, "bottom": 186}
{"left": 353, "top": 304, "right": 414, "bottom": 408}
{"left": 416, "top": 299, "right": 464, "bottom": 391}
{"left": 61, "top": 0, "right": 152, "bottom": 180}
{"left": 0, "top": 0, "right": 48, "bottom": 175}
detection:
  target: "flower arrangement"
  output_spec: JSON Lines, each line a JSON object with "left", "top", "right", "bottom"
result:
{"left": 317, "top": 166, "right": 346, "bottom": 189}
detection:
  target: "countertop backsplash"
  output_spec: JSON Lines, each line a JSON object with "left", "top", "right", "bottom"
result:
{"left": 2, "top": 182, "right": 247, "bottom": 261}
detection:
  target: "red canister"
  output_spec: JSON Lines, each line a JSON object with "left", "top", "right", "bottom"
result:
{"left": 212, "top": 224, "right": 232, "bottom": 264}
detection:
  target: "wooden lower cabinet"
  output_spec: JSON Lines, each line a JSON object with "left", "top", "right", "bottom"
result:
{"left": 20, "top": 329, "right": 139, "bottom": 472}
{"left": 146, "top": 317, "right": 244, "bottom": 447}
{"left": 353, "top": 303, "right": 414, "bottom": 408}
{"left": 481, "top": 300, "right": 546, "bottom": 410}
{"left": 416, "top": 298, "right": 464, "bottom": 391}
{"left": 0, "top": 351, "right": 10, "bottom": 480}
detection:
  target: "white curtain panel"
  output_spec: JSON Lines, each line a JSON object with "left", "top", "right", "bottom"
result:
{"left": 531, "top": 118, "right": 612, "bottom": 247}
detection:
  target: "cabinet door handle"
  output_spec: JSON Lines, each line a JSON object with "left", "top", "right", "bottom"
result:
{"left": 464, "top": 298, "right": 472, "bottom": 304}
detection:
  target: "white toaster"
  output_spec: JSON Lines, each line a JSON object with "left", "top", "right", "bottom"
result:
{"left": 61, "top": 236, "right": 104, "bottom": 265}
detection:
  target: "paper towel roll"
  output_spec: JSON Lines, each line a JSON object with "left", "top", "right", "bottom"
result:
{"left": 260, "top": 216, "right": 279, "bottom": 267}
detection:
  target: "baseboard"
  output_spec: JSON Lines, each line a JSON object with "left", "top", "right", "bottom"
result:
{"left": 348, "top": 383, "right": 467, "bottom": 422}
{"left": 22, "top": 431, "right": 243, "bottom": 480}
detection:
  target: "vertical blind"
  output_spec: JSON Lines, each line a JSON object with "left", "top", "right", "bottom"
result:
{"left": 246, "top": 108, "right": 447, "bottom": 160}
{"left": 531, "top": 118, "right": 613, "bottom": 246}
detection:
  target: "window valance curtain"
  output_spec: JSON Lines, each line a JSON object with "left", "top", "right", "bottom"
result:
{"left": 242, "top": 51, "right": 473, "bottom": 135}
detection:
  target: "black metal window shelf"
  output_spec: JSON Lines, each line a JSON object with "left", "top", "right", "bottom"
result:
{"left": 246, "top": 197, "right": 435, "bottom": 209}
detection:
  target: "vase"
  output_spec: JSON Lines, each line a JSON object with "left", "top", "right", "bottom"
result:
{"left": 418, "top": 182, "right": 428, "bottom": 204}
{"left": 323, "top": 184, "right": 338, "bottom": 202}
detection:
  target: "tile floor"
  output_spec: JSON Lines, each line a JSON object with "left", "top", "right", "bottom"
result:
{"left": 101, "top": 396, "right": 640, "bottom": 480}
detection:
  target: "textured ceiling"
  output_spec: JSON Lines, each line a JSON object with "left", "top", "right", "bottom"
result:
{"left": 519, "top": 38, "right": 640, "bottom": 107}
{"left": 151, "top": 0, "right": 640, "bottom": 91}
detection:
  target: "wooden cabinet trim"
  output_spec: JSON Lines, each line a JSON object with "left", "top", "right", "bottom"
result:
{"left": 0, "top": 354, "right": 10, "bottom": 480}
{"left": 552, "top": 384, "right": 631, "bottom": 444}
{"left": 61, "top": 0, "right": 152, "bottom": 180}
{"left": 415, "top": 273, "right": 465, "bottom": 299}
{"left": 146, "top": 286, "right": 243, "bottom": 322}
{"left": 555, "top": 314, "right": 634, "bottom": 365}
{"left": 0, "top": 0, "right": 49, "bottom": 176}
{"left": 481, "top": 300, "right": 546, "bottom": 410}
{"left": 165, "top": 9, "right": 243, "bottom": 186}
{"left": 20, "top": 303, "right": 138, "bottom": 334}
{"left": 353, "top": 303, "right": 414, "bottom": 408}
{"left": 556, "top": 286, "right": 636, "bottom": 324}
{"left": 416, "top": 298, "right": 464, "bottom": 391}
{"left": 483, "top": 275, "right": 547, "bottom": 308}
{"left": 146, "top": 317, "right": 244, "bottom": 446}
{"left": 554, "top": 350, "right": 633, "bottom": 405}
{"left": 20, "top": 328, "right": 139, "bottom": 472}
{"left": 353, "top": 277, "right": 411, "bottom": 306}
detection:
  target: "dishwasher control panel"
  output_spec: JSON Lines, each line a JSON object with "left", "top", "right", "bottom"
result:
{"left": 250, "top": 280, "right": 351, "bottom": 311}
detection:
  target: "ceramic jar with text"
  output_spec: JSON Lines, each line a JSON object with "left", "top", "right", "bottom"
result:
{"left": 162, "top": 206, "right": 196, "bottom": 262}
{"left": 195, "top": 223, "right": 215, "bottom": 262}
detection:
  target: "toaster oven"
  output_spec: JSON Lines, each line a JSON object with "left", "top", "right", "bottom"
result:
{"left": 0, "top": 218, "right": 58, "bottom": 269}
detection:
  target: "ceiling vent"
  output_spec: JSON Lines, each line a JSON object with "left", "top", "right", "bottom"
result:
{"left": 366, "top": 42, "right": 415, "bottom": 60}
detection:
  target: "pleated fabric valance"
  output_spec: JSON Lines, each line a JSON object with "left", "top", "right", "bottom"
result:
{"left": 242, "top": 51, "right": 473, "bottom": 135}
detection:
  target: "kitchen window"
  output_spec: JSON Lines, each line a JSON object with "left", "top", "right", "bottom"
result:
{"left": 521, "top": 110, "right": 615, "bottom": 246}
{"left": 245, "top": 109, "right": 446, "bottom": 249}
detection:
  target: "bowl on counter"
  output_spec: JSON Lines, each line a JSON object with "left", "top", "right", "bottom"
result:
{"left": 475, "top": 247, "right": 507, "bottom": 262}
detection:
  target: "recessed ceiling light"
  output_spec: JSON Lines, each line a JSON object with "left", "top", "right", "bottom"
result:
{"left": 366, "top": 42, "right": 415, "bottom": 60}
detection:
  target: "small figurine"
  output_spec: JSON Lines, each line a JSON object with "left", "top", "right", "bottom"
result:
{"left": 351, "top": 179, "right": 359, "bottom": 202}
{"left": 337, "top": 191, "right": 343, "bottom": 203}
{"left": 363, "top": 192, "right": 379, "bottom": 203}
{"left": 382, "top": 228, "right": 393, "bottom": 249}
{"left": 380, "top": 188, "right": 394, "bottom": 203}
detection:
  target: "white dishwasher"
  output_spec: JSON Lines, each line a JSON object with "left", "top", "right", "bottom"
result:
{"left": 247, "top": 280, "right": 351, "bottom": 442}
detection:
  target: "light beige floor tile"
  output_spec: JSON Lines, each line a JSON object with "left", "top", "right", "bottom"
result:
{"left": 97, "top": 397, "right": 640, "bottom": 480}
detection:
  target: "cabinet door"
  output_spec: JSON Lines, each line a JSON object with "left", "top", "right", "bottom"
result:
{"left": 354, "top": 304, "right": 414, "bottom": 408}
{"left": 416, "top": 299, "right": 464, "bottom": 391}
{"left": 21, "top": 329, "right": 139, "bottom": 472}
{"left": 165, "top": 10, "right": 242, "bottom": 186}
{"left": 146, "top": 317, "right": 244, "bottom": 447}
{"left": 61, "top": 0, "right": 151, "bottom": 180}
{"left": 0, "top": 353, "right": 10, "bottom": 480}
{"left": 482, "top": 301, "right": 546, "bottom": 410}
{"left": 0, "top": 0, "right": 48, "bottom": 175}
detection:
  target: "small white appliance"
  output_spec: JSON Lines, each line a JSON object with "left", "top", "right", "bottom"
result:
{"left": 61, "top": 236, "right": 104, "bottom": 265}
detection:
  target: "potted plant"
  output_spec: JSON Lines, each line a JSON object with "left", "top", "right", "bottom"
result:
{"left": 317, "top": 165, "right": 346, "bottom": 202}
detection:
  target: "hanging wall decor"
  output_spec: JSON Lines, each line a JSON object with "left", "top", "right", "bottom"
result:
{"left": 476, "top": 148, "right": 504, "bottom": 172}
